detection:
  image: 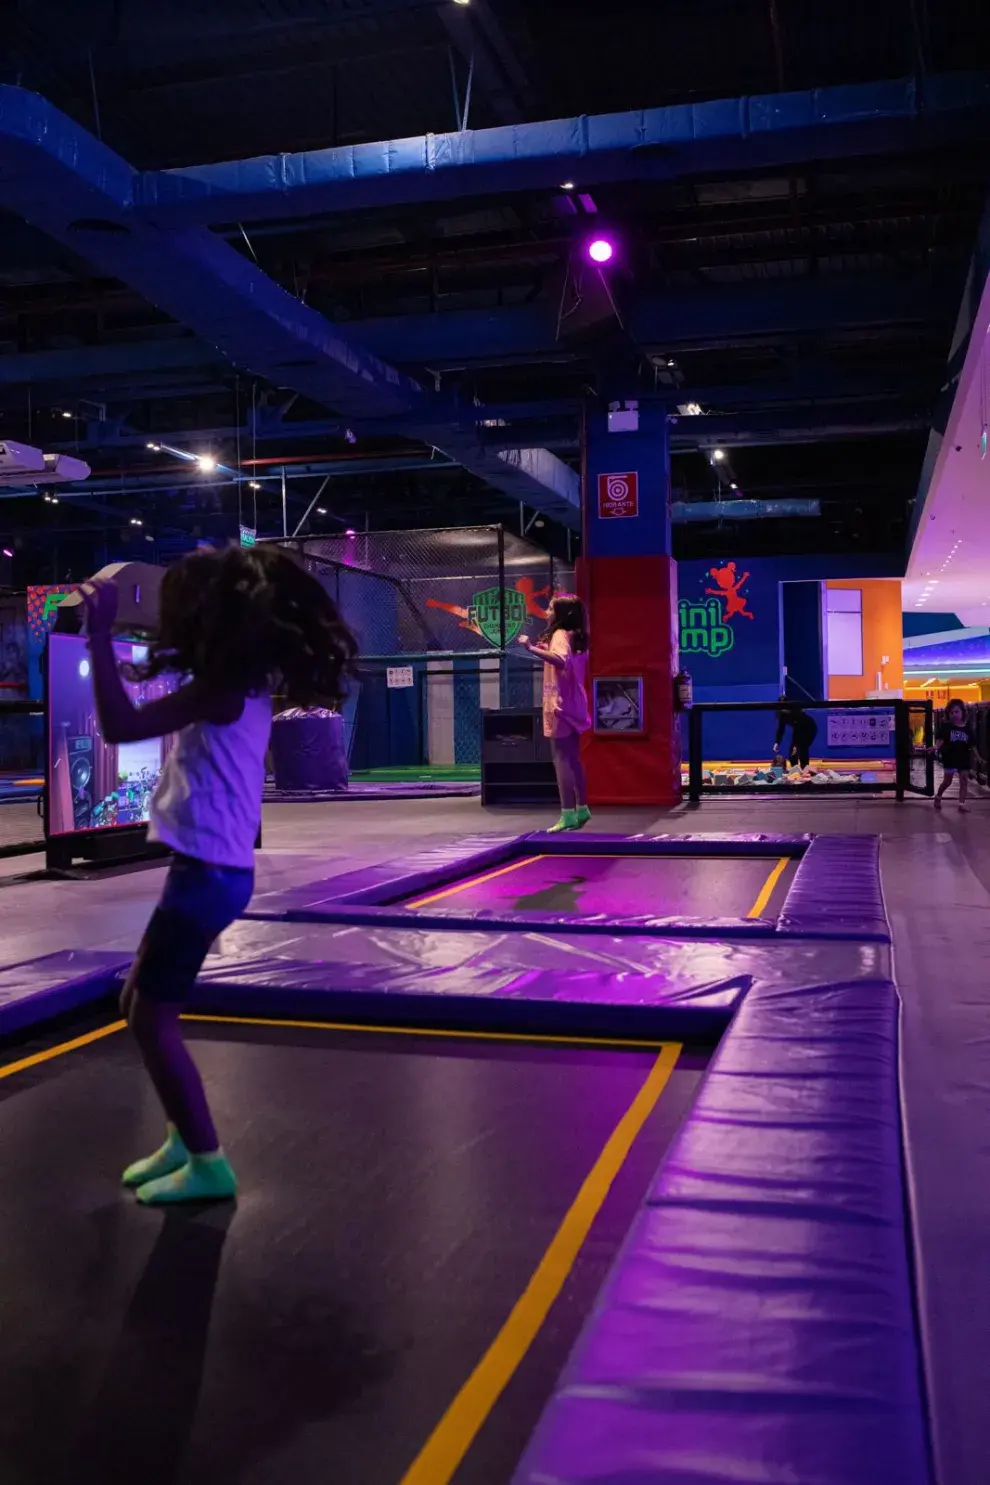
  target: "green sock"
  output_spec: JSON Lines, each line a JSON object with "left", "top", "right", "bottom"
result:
{"left": 135, "top": 1150, "right": 238, "bottom": 1206}
{"left": 547, "top": 809, "right": 579, "bottom": 834}
{"left": 574, "top": 805, "right": 592, "bottom": 827}
{"left": 122, "top": 1124, "right": 188, "bottom": 1188}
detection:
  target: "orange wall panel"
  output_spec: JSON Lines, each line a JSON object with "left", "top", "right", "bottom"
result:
{"left": 826, "top": 578, "right": 904, "bottom": 700}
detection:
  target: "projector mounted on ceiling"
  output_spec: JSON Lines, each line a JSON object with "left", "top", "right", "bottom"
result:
{"left": 0, "top": 440, "right": 91, "bottom": 489}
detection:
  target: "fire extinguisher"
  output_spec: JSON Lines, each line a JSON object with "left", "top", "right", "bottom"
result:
{"left": 674, "top": 669, "right": 693, "bottom": 711}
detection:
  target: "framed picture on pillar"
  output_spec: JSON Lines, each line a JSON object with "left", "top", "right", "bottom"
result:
{"left": 593, "top": 676, "right": 645, "bottom": 735}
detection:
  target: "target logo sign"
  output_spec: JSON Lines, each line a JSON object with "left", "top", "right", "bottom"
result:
{"left": 597, "top": 471, "right": 639, "bottom": 519}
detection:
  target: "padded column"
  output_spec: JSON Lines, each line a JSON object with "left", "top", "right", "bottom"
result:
{"left": 582, "top": 402, "right": 681, "bottom": 806}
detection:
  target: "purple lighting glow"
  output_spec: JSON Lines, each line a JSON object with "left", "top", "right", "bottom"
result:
{"left": 2, "top": 547, "right": 13, "bottom": 558}
{"left": 345, "top": 528, "right": 357, "bottom": 538}
{"left": 587, "top": 237, "right": 615, "bottom": 264}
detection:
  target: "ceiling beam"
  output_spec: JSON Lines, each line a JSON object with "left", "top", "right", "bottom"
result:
{"left": 138, "top": 71, "right": 990, "bottom": 227}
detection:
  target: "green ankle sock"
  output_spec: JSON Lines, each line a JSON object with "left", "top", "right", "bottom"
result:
{"left": 135, "top": 1150, "right": 238, "bottom": 1206}
{"left": 547, "top": 809, "right": 579, "bottom": 834}
{"left": 122, "top": 1124, "right": 188, "bottom": 1188}
{"left": 574, "top": 805, "right": 592, "bottom": 827}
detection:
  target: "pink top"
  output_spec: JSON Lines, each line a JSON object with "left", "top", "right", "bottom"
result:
{"left": 542, "top": 630, "right": 591, "bottom": 738}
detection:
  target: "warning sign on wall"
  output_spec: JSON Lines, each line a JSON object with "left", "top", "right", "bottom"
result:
{"left": 386, "top": 665, "right": 414, "bottom": 689}
{"left": 826, "top": 711, "right": 893, "bottom": 749}
{"left": 597, "top": 471, "right": 639, "bottom": 519}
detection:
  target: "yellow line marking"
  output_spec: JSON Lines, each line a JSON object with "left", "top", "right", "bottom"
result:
{"left": 399, "top": 1040, "right": 682, "bottom": 1485}
{"left": 1, "top": 1011, "right": 674, "bottom": 1085}
{"left": 0, "top": 1020, "right": 125, "bottom": 1080}
{"left": 182, "top": 1012, "right": 669, "bottom": 1051}
{"left": 747, "top": 856, "right": 790, "bottom": 919}
{"left": 405, "top": 855, "right": 543, "bottom": 908}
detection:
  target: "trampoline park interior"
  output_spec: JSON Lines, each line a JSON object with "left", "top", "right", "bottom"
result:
{"left": 4, "top": 7, "right": 990, "bottom": 1485}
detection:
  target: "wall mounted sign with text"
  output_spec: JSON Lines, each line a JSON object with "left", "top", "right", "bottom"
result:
{"left": 597, "top": 472, "right": 639, "bottom": 519}
{"left": 826, "top": 711, "right": 893, "bottom": 749}
{"left": 386, "top": 666, "right": 414, "bottom": 690}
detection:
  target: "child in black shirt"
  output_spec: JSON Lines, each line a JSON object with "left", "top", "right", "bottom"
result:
{"left": 934, "top": 698, "right": 982, "bottom": 812}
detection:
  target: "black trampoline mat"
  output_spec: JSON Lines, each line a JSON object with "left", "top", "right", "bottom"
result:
{"left": 0, "top": 1020, "right": 705, "bottom": 1485}
{"left": 404, "top": 851, "right": 794, "bottom": 920}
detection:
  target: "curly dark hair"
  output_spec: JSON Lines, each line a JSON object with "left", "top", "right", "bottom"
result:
{"left": 540, "top": 592, "right": 588, "bottom": 653}
{"left": 133, "top": 543, "right": 358, "bottom": 706}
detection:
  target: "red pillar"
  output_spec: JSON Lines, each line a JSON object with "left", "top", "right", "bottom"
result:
{"left": 580, "top": 404, "right": 681, "bottom": 807}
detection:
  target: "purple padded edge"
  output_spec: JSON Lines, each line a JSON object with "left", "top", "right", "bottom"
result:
{"left": 778, "top": 834, "right": 889, "bottom": 941}
{"left": 527, "top": 831, "right": 811, "bottom": 858}
{"left": 245, "top": 901, "right": 778, "bottom": 937}
{"left": 0, "top": 950, "right": 129, "bottom": 1038}
{"left": 513, "top": 975, "right": 929, "bottom": 1485}
{"left": 192, "top": 962, "right": 750, "bottom": 1039}
{"left": 246, "top": 832, "right": 523, "bottom": 914}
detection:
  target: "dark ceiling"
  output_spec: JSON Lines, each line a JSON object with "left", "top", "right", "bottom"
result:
{"left": 1, "top": 0, "right": 988, "bottom": 581}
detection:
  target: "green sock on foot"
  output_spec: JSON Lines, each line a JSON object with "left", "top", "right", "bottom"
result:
{"left": 574, "top": 805, "right": 592, "bottom": 828}
{"left": 135, "top": 1150, "right": 238, "bottom": 1206}
{"left": 547, "top": 809, "right": 579, "bottom": 834}
{"left": 122, "top": 1124, "right": 188, "bottom": 1188}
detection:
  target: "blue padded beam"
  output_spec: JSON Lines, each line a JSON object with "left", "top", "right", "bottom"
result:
{"left": 0, "top": 87, "right": 578, "bottom": 523}
{"left": 140, "top": 72, "right": 990, "bottom": 225}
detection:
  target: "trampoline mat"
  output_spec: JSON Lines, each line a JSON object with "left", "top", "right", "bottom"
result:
{"left": 403, "top": 852, "right": 792, "bottom": 920}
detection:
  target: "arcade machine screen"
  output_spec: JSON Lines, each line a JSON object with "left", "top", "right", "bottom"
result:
{"left": 47, "top": 632, "right": 178, "bottom": 837}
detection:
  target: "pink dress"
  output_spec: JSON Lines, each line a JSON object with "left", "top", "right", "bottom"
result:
{"left": 542, "top": 630, "right": 591, "bottom": 739}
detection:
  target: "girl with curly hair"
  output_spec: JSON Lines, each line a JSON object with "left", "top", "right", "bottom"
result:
{"left": 81, "top": 544, "right": 357, "bottom": 1203}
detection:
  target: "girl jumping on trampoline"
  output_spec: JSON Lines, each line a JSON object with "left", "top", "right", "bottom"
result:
{"left": 81, "top": 545, "right": 357, "bottom": 1204}
{"left": 933, "top": 698, "right": 982, "bottom": 812}
{"left": 518, "top": 593, "right": 591, "bottom": 833}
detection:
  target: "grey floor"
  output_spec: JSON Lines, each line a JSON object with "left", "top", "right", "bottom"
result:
{"left": 2, "top": 789, "right": 987, "bottom": 1485}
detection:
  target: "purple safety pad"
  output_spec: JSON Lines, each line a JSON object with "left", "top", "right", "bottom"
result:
{"left": 778, "top": 833, "right": 889, "bottom": 941}
{"left": 525, "top": 831, "right": 811, "bottom": 857}
{"left": 246, "top": 831, "right": 523, "bottom": 914}
{"left": 193, "top": 921, "right": 752, "bottom": 1036}
{"left": 513, "top": 975, "right": 929, "bottom": 1485}
{"left": 246, "top": 832, "right": 810, "bottom": 920}
{"left": 0, "top": 950, "right": 129, "bottom": 1037}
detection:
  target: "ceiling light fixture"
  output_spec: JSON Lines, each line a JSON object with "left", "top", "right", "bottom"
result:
{"left": 196, "top": 454, "right": 217, "bottom": 473}
{"left": 711, "top": 448, "right": 726, "bottom": 462}
{"left": 560, "top": 181, "right": 575, "bottom": 191}
{"left": 247, "top": 480, "right": 261, "bottom": 490}
{"left": 587, "top": 237, "right": 614, "bottom": 264}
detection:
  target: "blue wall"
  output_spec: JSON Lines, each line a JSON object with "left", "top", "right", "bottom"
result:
{"left": 678, "top": 553, "right": 900, "bottom": 761}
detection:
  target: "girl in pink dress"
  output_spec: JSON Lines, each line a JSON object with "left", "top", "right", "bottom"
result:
{"left": 518, "top": 593, "right": 591, "bottom": 832}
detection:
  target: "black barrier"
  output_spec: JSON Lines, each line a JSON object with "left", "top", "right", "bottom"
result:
{"left": 686, "top": 699, "right": 934, "bottom": 803}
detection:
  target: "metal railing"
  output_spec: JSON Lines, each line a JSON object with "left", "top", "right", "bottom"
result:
{"left": 685, "top": 699, "right": 933, "bottom": 803}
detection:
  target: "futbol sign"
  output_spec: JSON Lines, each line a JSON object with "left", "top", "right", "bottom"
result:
{"left": 597, "top": 471, "right": 639, "bottom": 519}
{"left": 467, "top": 585, "right": 528, "bottom": 646}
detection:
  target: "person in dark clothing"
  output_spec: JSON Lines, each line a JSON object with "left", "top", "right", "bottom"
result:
{"left": 774, "top": 702, "right": 818, "bottom": 773}
{"left": 933, "top": 698, "right": 982, "bottom": 812}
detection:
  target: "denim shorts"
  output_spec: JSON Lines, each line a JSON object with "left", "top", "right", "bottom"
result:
{"left": 130, "top": 854, "right": 255, "bottom": 1004}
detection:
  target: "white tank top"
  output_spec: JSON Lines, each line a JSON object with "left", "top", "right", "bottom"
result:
{"left": 148, "top": 694, "right": 271, "bottom": 870}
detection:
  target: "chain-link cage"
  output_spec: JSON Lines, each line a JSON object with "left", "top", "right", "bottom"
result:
{"left": 270, "top": 527, "right": 574, "bottom": 772}
{"left": 275, "top": 526, "right": 571, "bottom": 657}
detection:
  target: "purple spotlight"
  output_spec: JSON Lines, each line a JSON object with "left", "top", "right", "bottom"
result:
{"left": 587, "top": 237, "right": 614, "bottom": 265}
{"left": 2, "top": 547, "right": 12, "bottom": 558}
{"left": 345, "top": 528, "right": 357, "bottom": 538}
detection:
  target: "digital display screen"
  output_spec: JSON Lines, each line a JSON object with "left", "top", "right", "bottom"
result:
{"left": 47, "top": 632, "right": 178, "bottom": 837}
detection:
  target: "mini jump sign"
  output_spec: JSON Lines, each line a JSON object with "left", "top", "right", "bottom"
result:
{"left": 597, "top": 471, "right": 639, "bottom": 519}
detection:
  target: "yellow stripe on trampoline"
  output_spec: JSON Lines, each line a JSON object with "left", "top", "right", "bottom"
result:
{"left": 183, "top": 1012, "right": 669, "bottom": 1052}
{"left": 0, "top": 1020, "right": 125, "bottom": 1080}
{"left": 747, "top": 856, "right": 790, "bottom": 919}
{"left": 399, "top": 1040, "right": 682, "bottom": 1485}
{"left": 405, "top": 854, "right": 543, "bottom": 909}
